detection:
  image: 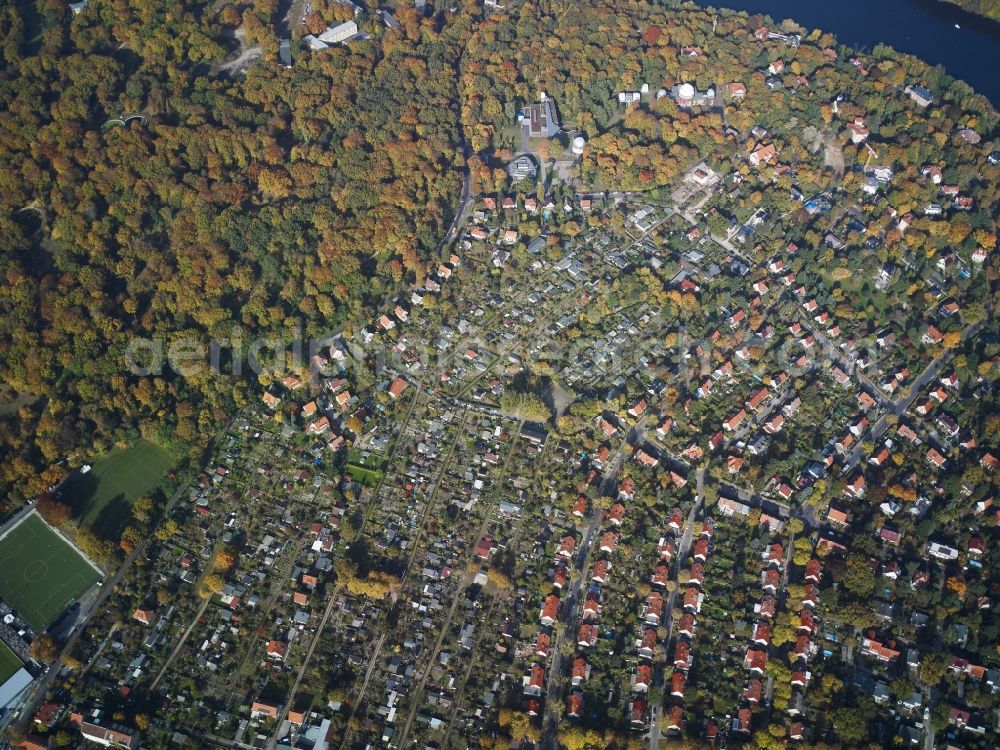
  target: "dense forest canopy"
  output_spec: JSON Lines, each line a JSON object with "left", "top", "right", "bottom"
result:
{"left": 0, "top": 0, "right": 467, "bottom": 506}
{"left": 0, "top": 0, "right": 997, "bottom": 518}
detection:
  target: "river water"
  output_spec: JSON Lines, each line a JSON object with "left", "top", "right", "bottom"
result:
{"left": 690, "top": 0, "right": 1000, "bottom": 107}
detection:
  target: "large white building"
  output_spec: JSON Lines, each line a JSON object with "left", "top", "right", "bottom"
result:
{"left": 672, "top": 82, "right": 715, "bottom": 108}
{"left": 80, "top": 720, "right": 138, "bottom": 749}
{"left": 304, "top": 21, "right": 359, "bottom": 50}
{"left": 0, "top": 666, "right": 32, "bottom": 721}
{"left": 318, "top": 20, "right": 359, "bottom": 45}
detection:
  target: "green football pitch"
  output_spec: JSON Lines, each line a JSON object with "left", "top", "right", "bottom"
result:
{"left": 63, "top": 440, "right": 173, "bottom": 530}
{"left": 0, "top": 641, "right": 22, "bottom": 683}
{"left": 0, "top": 513, "right": 102, "bottom": 632}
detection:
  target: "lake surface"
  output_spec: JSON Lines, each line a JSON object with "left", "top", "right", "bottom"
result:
{"left": 689, "top": 0, "right": 1000, "bottom": 106}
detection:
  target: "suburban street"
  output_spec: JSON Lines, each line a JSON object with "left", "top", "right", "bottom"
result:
{"left": 838, "top": 320, "right": 985, "bottom": 473}
{"left": 540, "top": 422, "right": 636, "bottom": 750}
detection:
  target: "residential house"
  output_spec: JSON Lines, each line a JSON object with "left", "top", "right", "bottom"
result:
{"left": 266, "top": 640, "right": 288, "bottom": 662}
{"left": 670, "top": 671, "right": 685, "bottom": 698}
{"left": 922, "top": 325, "right": 944, "bottom": 345}
{"left": 556, "top": 535, "right": 576, "bottom": 558}
{"left": 673, "top": 639, "right": 691, "bottom": 669}
{"left": 566, "top": 692, "right": 583, "bottom": 718}
{"left": 523, "top": 664, "right": 545, "bottom": 696}
{"left": 904, "top": 84, "right": 934, "bottom": 107}
{"left": 635, "top": 664, "right": 654, "bottom": 693}
{"left": 578, "top": 622, "right": 598, "bottom": 648}
{"left": 749, "top": 143, "right": 777, "bottom": 166}
{"left": 571, "top": 657, "right": 589, "bottom": 686}
{"left": 540, "top": 595, "right": 559, "bottom": 626}
{"left": 79, "top": 722, "right": 138, "bottom": 749}
{"left": 723, "top": 409, "right": 747, "bottom": 432}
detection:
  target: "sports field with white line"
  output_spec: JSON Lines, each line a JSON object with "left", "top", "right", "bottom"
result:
{"left": 0, "top": 512, "right": 101, "bottom": 632}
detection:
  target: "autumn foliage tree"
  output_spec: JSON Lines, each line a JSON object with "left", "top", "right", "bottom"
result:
{"left": 214, "top": 547, "right": 237, "bottom": 572}
{"left": 0, "top": 0, "right": 469, "bottom": 519}
{"left": 29, "top": 634, "right": 57, "bottom": 662}
{"left": 37, "top": 496, "right": 72, "bottom": 528}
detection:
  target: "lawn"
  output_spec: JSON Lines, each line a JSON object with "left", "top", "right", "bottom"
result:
{"left": 346, "top": 450, "right": 384, "bottom": 486}
{"left": 62, "top": 440, "right": 174, "bottom": 536}
{"left": 0, "top": 641, "right": 22, "bottom": 683}
{"left": 346, "top": 463, "right": 381, "bottom": 486}
{"left": 0, "top": 513, "right": 102, "bottom": 632}
{"left": 346, "top": 449, "right": 385, "bottom": 470}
